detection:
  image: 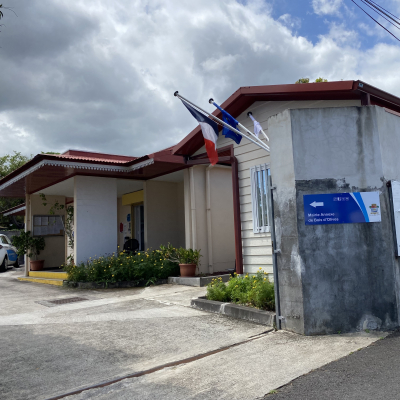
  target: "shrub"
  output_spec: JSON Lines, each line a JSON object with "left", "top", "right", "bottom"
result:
{"left": 63, "top": 247, "right": 180, "bottom": 285}
{"left": 206, "top": 269, "right": 275, "bottom": 311}
{"left": 160, "top": 243, "right": 201, "bottom": 265}
{"left": 206, "top": 277, "right": 231, "bottom": 302}
{"left": 12, "top": 231, "right": 45, "bottom": 259}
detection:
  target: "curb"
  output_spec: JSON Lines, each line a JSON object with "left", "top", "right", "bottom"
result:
{"left": 168, "top": 274, "right": 231, "bottom": 287}
{"left": 191, "top": 297, "right": 276, "bottom": 326}
{"left": 63, "top": 279, "right": 168, "bottom": 289}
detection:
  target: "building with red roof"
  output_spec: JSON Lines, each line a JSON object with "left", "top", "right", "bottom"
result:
{"left": 3, "top": 79, "right": 400, "bottom": 335}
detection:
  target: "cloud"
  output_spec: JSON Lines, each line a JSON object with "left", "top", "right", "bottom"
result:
{"left": 312, "top": 0, "right": 343, "bottom": 16}
{"left": 278, "top": 14, "right": 301, "bottom": 31}
{"left": 0, "top": 0, "right": 399, "bottom": 159}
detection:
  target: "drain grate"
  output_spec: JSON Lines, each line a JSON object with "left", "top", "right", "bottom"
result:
{"left": 48, "top": 297, "right": 88, "bottom": 305}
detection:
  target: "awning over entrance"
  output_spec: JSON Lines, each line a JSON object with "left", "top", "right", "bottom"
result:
{"left": 0, "top": 149, "right": 186, "bottom": 198}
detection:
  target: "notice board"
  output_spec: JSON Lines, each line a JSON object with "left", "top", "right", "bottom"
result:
{"left": 33, "top": 215, "right": 64, "bottom": 236}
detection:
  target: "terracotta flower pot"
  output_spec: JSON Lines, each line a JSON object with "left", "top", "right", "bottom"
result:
{"left": 179, "top": 263, "right": 196, "bottom": 277}
{"left": 30, "top": 260, "right": 45, "bottom": 271}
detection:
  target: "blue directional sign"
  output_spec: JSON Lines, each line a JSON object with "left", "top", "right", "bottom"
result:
{"left": 304, "top": 192, "right": 381, "bottom": 225}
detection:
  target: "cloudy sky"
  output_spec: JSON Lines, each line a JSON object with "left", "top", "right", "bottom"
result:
{"left": 1, "top": 0, "right": 400, "bottom": 158}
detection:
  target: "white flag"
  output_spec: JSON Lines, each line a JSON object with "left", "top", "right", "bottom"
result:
{"left": 249, "top": 114, "right": 262, "bottom": 138}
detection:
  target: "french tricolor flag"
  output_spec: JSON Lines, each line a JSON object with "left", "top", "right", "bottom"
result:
{"left": 181, "top": 100, "right": 219, "bottom": 165}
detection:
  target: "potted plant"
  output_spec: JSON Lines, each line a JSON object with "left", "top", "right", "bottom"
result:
{"left": 159, "top": 244, "right": 202, "bottom": 277}
{"left": 176, "top": 248, "right": 201, "bottom": 277}
{"left": 12, "top": 231, "right": 46, "bottom": 271}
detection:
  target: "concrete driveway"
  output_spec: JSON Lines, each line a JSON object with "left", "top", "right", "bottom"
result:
{"left": 0, "top": 268, "right": 385, "bottom": 400}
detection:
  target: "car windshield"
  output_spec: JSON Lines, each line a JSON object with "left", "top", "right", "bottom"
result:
{"left": 5, "top": 236, "right": 12, "bottom": 244}
{"left": 0, "top": 236, "right": 8, "bottom": 244}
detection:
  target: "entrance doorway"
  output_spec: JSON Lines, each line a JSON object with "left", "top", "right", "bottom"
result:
{"left": 133, "top": 204, "right": 144, "bottom": 251}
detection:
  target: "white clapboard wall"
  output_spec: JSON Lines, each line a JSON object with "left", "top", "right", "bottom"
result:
{"left": 194, "top": 99, "right": 362, "bottom": 277}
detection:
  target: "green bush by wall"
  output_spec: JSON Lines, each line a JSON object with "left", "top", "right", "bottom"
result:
{"left": 206, "top": 269, "right": 275, "bottom": 311}
{"left": 64, "top": 246, "right": 180, "bottom": 285}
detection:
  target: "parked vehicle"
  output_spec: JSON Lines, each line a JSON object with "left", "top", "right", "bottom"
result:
{"left": 0, "top": 234, "right": 19, "bottom": 272}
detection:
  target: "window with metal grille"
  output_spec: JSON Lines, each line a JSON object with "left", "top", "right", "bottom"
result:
{"left": 250, "top": 163, "right": 270, "bottom": 233}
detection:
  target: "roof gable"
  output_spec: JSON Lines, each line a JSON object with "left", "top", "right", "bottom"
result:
{"left": 172, "top": 80, "right": 400, "bottom": 156}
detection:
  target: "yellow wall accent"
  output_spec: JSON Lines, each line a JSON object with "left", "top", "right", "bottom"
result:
{"left": 122, "top": 190, "right": 144, "bottom": 206}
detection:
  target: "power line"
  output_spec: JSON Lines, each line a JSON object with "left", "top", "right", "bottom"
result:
{"left": 367, "top": 0, "right": 400, "bottom": 22}
{"left": 360, "top": 0, "right": 400, "bottom": 30}
{"left": 349, "top": 0, "right": 400, "bottom": 42}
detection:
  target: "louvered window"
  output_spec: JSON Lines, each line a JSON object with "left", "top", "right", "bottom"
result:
{"left": 250, "top": 163, "right": 270, "bottom": 233}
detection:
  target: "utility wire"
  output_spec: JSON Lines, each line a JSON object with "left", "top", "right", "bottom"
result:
{"left": 360, "top": 0, "right": 400, "bottom": 30}
{"left": 349, "top": 0, "right": 400, "bottom": 42}
{"left": 368, "top": 0, "right": 400, "bottom": 22}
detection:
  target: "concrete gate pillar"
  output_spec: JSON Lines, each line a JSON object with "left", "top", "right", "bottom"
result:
{"left": 74, "top": 176, "right": 117, "bottom": 264}
{"left": 269, "top": 106, "right": 400, "bottom": 335}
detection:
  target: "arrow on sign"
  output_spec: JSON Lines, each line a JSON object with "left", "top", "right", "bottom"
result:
{"left": 310, "top": 201, "right": 324, "bottom": 208}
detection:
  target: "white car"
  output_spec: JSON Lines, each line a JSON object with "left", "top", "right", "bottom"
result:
{"left": 0, "top": 234, "right": 19, "bottom": 272}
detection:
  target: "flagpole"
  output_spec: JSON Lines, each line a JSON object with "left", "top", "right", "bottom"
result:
{"left": 247, "top": 112, "right": 270, "bottom": 142}
{"left": 209, "top": 99, "right": 270, "bottom": 151}
{"left": 174, "top": 92, "right": 270, "bottom": 152}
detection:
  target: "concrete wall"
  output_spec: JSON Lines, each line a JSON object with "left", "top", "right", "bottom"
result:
{"left": 194, "top": 99, "right": 361, "bottom": 276}
{"left": 74, "top": 176, "right": 117, "bottom": 264}
{"left": 270, "top": 105, "right": 400, "bottom": 335}
{"left": 184, "top": 165, "right": 235, "bottom": 274}
{"left": 375, "top": 107, "right": 400, "bottom": 328}
{"left": 29, "top": 194, "right": 66, "bottom": 269}
{"left": 144, "top": 180, "right": 185, "bottom": 250}
{"left": 117, "top": 198, "right": 131, "bottom": 249}
{"left": 208, "top": 166, "right": 236, "bottom": 272}
{"left": 187, "top": 166, "right": 209, "bottom": 273}
{"left": 177, "top": 181, "right": 185, "bottom": 247}
{"left": 269, "top": 109, "right": 304, "bottom": 333}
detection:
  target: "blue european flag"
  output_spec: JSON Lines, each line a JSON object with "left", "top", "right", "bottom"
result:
{"left": 213, "top": 102, "right": 242, "bottom": 145}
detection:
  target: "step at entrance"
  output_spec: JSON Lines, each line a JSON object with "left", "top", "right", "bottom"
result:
{"left": 17, "top": 270, "right": 68, "bottom": 286}
{"left": 28, "top": 270, "right": 68, "bottom": 279}
{"left": 18, "top": 277, "right": 64, "bottom": 286}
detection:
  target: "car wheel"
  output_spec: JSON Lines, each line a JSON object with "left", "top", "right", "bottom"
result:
{"left": 0, "top": 256, "right": 7, "bottom": 272}
{"left": 14, "top": 258, "right": 20, "bottom": 268}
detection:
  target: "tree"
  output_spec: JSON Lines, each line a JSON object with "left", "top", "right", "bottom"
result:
{"left": 0, "top": 152, "right": 32, "bottom": 229}
{"left": 295, "top": 78, "right": 328, "bottom": 84}
{"left": 295, "top": 78, "right": 310, "bottom": 84}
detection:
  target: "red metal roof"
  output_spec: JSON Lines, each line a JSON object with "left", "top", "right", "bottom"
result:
{"left": 60, "top": 150, "right": 137, "bottom": 163}
{"left": 2, "top": 80, "right": 400, "bottom": 198}
{"left": 172, "top": 80, "right": 400, "bottom": 155}
{"left": 0, "top": 151, "right": 186, "bottom": 197}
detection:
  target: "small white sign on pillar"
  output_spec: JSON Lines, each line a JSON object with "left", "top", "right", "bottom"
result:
{"left": 391, "top": 181, "right": 400, "bottom": 256}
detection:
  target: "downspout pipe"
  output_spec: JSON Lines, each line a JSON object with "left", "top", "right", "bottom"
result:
{"left": 268, "top": 176, "right": 281, "bottom": 330}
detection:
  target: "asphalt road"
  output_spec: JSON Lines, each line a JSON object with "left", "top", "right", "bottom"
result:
{"left": 265, "top": 330, "right": 400, "bottom": 400}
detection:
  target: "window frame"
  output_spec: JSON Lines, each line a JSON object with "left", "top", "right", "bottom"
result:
{"left": 250, "top": 163, "right": 270, "bottom": 234}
